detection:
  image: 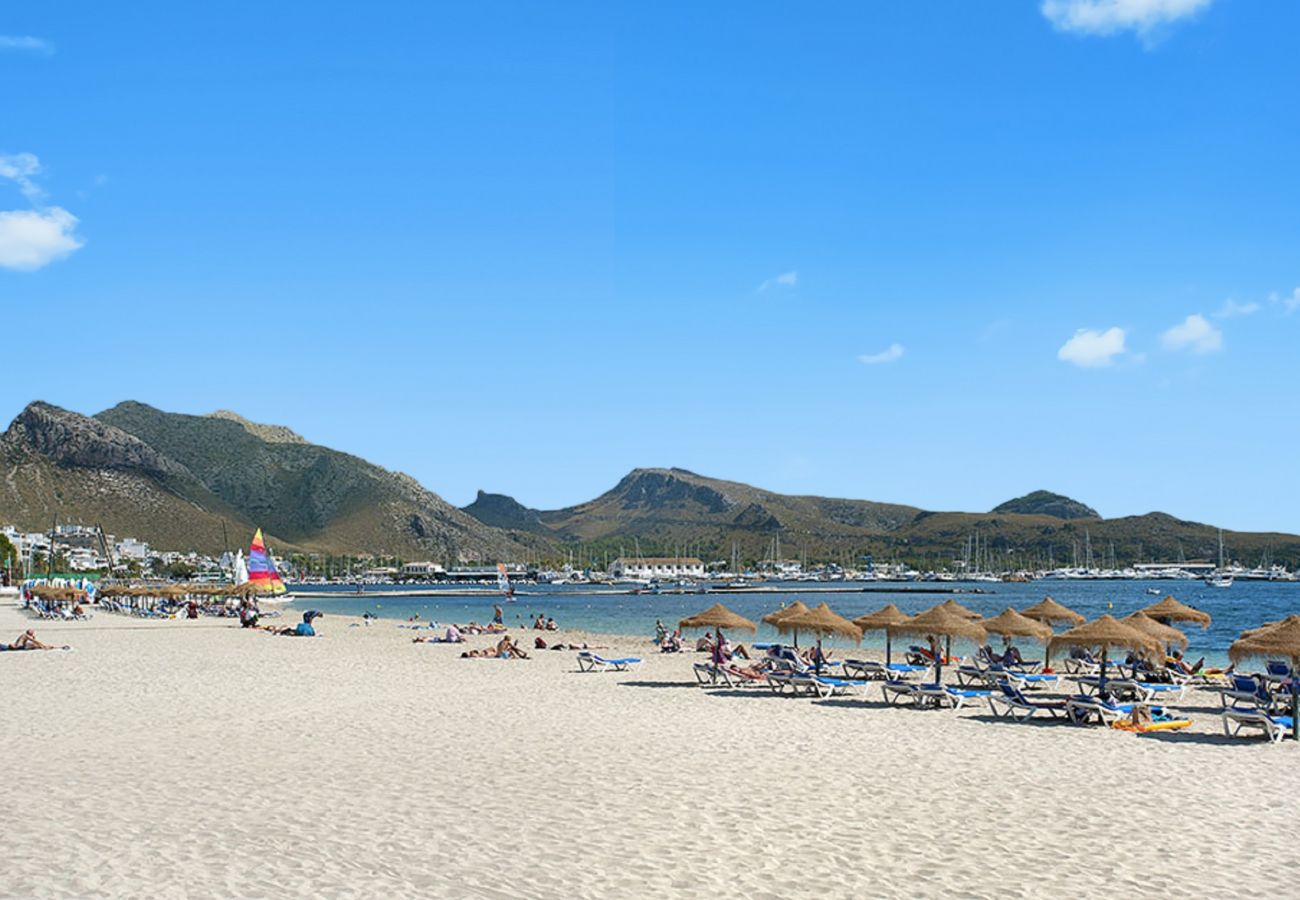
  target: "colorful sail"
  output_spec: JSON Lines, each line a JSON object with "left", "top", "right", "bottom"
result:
{"left": 247, "top": 529, "right": 287, "bottom": 595}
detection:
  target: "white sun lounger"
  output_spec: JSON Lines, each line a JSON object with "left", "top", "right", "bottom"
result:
{"left": 577, "top": 651, "right": 641, "bottom": 673}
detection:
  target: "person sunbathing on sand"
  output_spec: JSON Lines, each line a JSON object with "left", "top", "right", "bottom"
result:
{"left": 1, "top": 629, "right": 67, "bottom": 651}
{"left": 496, "top": 636, "right": 529, "bottom": 659}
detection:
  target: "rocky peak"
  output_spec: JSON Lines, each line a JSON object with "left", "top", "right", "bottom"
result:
{"left": 614, "top": 469, "right": 735, "bottom": 513}
{"left": 992, "top": 490, "right": 1098, "bottom": 520}
{"left": 207, "top": 410, "right": 307, "bottom": 444}
{"left": 3, "top": 401, "right": 185, "bottom": 478}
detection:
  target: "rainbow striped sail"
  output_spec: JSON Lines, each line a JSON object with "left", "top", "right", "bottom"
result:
{"left": 246, "top": 528, "right": 287, "bottom": 595}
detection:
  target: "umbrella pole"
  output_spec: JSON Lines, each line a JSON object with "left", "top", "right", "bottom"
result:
{"left": 885, "top": 633, "right": 892, "bottom": 668}
{"left": 1099, "top": 646, "right": 1108, "bottom": 698}
{"left": 1292, "top": 655, "right": 1299, "bottom": 743}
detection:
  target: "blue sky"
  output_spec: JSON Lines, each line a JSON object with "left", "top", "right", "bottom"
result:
{"left": 3, "top": 1, "right": 1298, "bottom": 533}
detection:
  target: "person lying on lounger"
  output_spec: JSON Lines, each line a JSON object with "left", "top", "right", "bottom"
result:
{"left": 1, "top": 629, "right": 67, "bottom": 651}
{"left": 800, "top": 642, "right": 832, "bottom": 667}
{"left": 1166, "top": 650, "right": 1228, "bottom": 676}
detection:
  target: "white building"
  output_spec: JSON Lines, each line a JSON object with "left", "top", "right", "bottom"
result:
{"left": 400, "top": 561, "right": 446, "bottom": 578}
{"left": 610, "top": 557, "right": 706, "bottom": 580}
{"left": 115, "top": 538, "right": 151, "bottom": 561}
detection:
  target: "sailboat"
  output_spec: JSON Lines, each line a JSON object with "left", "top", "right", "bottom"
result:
{"left": 1206, "top": 529, "right": 1233, "bottom": 588}
{"left": 242, "top": 528, "right": 291, "bottom": 600}
{"left": 496, "top": 563, "right": 516, "bottom": 602}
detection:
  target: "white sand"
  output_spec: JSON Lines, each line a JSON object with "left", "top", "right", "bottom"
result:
{"left": 3, "top": 601, "right": 1297, "bottom": 899}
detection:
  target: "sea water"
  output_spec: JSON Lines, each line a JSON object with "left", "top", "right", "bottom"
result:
{"left": 287, "top": 580, "right": 1300, "bottom": 666}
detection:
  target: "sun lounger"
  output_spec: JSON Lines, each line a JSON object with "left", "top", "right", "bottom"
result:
{"left": 916, "top": 684, "right": 989, "bottom": 710}
{"left": 842, "top": 659, "right": 926, "bottom": 681}
{"left": 1065, "top": 695, "right": 1138, "bottom": 726}
{"left": 767, "top": 670, "right": 865, "bottom": 698}
{"left": 999, "top": 669, "right": 1061, "bottom": 692}
{"left": 577, "top": 651, "right": 641, "bottom": 673}
{"left": 693, "top": 662, "right": 766, "bottom": 687}
{"left": 1222, "top": 707, "right": 1295, "bottom": 743}
{"left": 1219, "top": 674, "right": 1284, "bottom": 712}
{"left": 881, "top": 680, "right": 988, "bottom": 710}
{"left": 988, "top": 682, "right": 1068, "bottom": 721}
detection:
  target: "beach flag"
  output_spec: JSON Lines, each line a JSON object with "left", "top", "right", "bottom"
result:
{"left": 247, "top": 529, "right": 287, "bottom": 595}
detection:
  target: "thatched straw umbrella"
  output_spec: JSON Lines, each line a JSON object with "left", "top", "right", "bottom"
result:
{"left": 938, "top": 598, "right": 983, "bottom": 620}
{"left": 762, "top": 600, "right": 811, "bottom": 647}
{"left": 887, "top": 606, "right": 987, "bottom": 685}
{"left": 1230, "top": 616, "right": 1300, "bottom": 741}
{"left": 1048, "top": 615, "right": 1161, "bottom": 695}
{"left": 982, "top": 608, "right": 1052, "bottom": 661}
{"left": 853, "top": 604, "right": 911, "bottom": 667}
{"left": 934, "top": 599, "right": 982, "bottom": 660}
{"left": 1122, "top": 612, "right": 1188, "bottom": 653}
{"left": 680, "top": 602, "right": 757, "bottom": 658}
{"left": 1021, "top": 596, "right": 1085, "bottom": 628}
{"left": 776, "top": 603, "right": 861, "bottom": 670}
{"left": 1141, "top": 595, "right": 1211, "bottom": 629}
{"left": 679, "top": 603, "right": 757, "bottom": 633}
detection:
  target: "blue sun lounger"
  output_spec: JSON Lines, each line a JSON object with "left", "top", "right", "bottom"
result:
{"left": 842, "top": 659, "right": 926, "bottom": 681}
{"left": 1222, "top": 707, "right": 1295, "bottom": 743}
{"left": 767, "top": 670, "right": 866, "bottom": 698}
{"left": 988, "top": 682, "right": 1068, "bottom": 721}
{"left": 577, "top": 651, "right": 641, "bottom": 673}
{"left": 882, "top": 681, "right": 988, "bottom": 710}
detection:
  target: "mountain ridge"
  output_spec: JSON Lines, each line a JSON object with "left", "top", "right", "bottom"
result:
{"left": 3, "top": 400, "right": 1298, "bottom": 567}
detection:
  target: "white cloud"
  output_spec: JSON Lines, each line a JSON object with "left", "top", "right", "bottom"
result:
{"left": 1160, "top": 313, "right": 1222, "bottom": 353}
{"left": 0, "top": 153, "right": 85, "bottom": 271}
{"left": 758, "top": 271, "right": 797, "bottom": 292}
{"left": 1041, "top": 0, "right": 1212, "bottom": 41}
{"left": 0, "top": 35, "right": 54, "bottom": 54}
{"left": 1057, "top": 327, "right": 1126, "bottom": 368}
{"left": 0, "top": 152, "right": 46, "bottom": 203}
{"left": 1272, "top": 288, "right": 1300, "bottom": 315}
{"left": 0, "top": 207, "right": 84, "bottom": 270}
{"left": 857, "top": 343, "right": 905, "bottom": 365}
{"left": 1214, "top": 298, "right": 1260, "bottom": 318}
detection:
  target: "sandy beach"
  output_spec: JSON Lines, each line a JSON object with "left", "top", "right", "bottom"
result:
{"left": 3, "top": 601, "right": 1298, "bottom": 899}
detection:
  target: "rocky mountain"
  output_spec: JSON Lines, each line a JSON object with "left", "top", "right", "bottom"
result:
{"left": 0, "top": 402, "right": 256, "bottom": 552}
{"left": 461, "top": 490, "right": 550, "bottom": 534}
{"left": 6, "top": 399, "right": 1298, "bottom": 568}
{"left": 464, "top": 468, "right": 1300, "bottom": 568}
{"left": 992, "top": 490, "right": 1098, "bottom": 520}
{"left": 1, "top": 400, "right": 531, "bottom": 560}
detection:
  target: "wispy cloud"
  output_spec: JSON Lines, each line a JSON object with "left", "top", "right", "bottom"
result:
{"left": 857, "top": 343, "right": 905, "bottom": 365}
{"left": 758, "top": 271, "right": 797, "bottom": 292}
{"left": 0, "top": 153, "right": 45, "bottom": 203}
{"left": 1161, "top": 313, "right": 1222, "bottom": 354}
{"left": 1041, "top": 0, "right": 1212, "bottom": 44}
{"left": 0, "top": 153, "right": 85, "bottom": 271}
{"left": 1270, "top": 288, "right": 1300, "bottom": 315}
{"left": 1058, "top": 327, "right": 1126, "bottom": 368}
{"left": 0, "top": 35, "right": 54, "bottom": 55}
{"left": 1214, "top": 298, "right": 1260, "bottom": 319}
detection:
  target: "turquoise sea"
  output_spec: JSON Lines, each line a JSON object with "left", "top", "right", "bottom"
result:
{"left": 288, "top": 580, "right": 1300, "bottom": 665}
